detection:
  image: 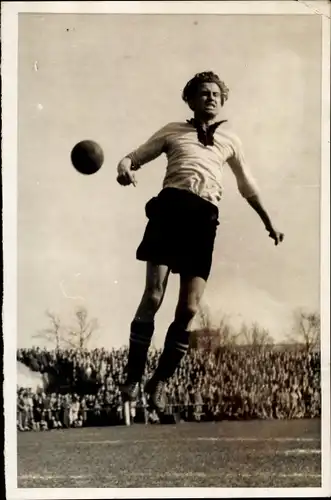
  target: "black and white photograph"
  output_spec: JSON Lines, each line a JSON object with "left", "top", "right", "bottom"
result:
{"left": 2, "top": 1, "right": 330, "bottom": 498}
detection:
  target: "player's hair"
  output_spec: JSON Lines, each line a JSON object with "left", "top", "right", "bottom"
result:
{"left": 182, "top": 71, "right": 229, "bottom": 106}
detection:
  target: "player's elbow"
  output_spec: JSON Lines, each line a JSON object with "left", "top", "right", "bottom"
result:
{"left": 241, "top": 189, "right": 259, "bottom": 200}
{"left": 238, "top": 180, "right": 259, "bottom": 199}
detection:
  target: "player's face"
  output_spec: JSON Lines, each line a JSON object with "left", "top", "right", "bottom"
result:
{"left": 191, "top": 82, "right": 222, "bottom": 118}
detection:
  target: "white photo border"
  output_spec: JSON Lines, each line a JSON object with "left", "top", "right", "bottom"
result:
{"left": 2, "top": 1, "right": 330, "bottom": 499}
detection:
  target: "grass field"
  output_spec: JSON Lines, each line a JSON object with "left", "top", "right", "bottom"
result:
{"left": 17, "top": 419, "right": 321, "bottom": 488}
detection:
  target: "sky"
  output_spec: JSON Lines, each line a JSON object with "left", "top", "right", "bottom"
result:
{"left": 17, "top": 12, "right": 322, "bottom": 349}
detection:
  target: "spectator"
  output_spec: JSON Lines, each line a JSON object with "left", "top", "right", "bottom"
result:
{"left": 17, "top": 346, "right": 321, "bottom": 429}
{"left": 17, "top": 390, "right": 27, "bottom": 431}
{"left": 69, "top": 396, "right": 80, "bottom": 427}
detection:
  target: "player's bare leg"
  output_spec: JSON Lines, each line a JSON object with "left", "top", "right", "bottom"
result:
{"left": 145, "top": 275, "right": 207, "bottom": 414}
{"left": 121, "top": 262, "right": 170, "bottom": 401}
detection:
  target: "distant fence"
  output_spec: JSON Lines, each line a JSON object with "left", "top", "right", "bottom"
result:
{"left": 17, "top": 400, "right": 319, "bottom": 431}
{"left": 17, "top": 403, "right": 208, "bottom": 429}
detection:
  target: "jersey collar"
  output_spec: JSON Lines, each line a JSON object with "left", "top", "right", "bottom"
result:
{"left": 186, "top": 118, "right": 227, "bottom": 146}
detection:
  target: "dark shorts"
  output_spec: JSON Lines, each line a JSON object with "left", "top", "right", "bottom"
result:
{"left": 136, "top": 188, "right": 219, "bottom": 280}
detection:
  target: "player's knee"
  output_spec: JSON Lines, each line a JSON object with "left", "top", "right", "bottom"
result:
{"left": 186, "top": 301, "right": 199, "bottom": 319}
{"left": 175, "top": 300, "right": 199, "bottom": 326}
{"left": 143, "top": 285, "right": 164, "bottom": 312}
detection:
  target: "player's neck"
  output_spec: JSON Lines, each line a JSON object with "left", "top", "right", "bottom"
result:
{"left": 193, "top": 113, "right": 220, "bottom": 127}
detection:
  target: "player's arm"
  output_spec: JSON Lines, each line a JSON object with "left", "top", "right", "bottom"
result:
{"left": 117, "top": 125, "right": 169, "bottom": 187}
{"left": 227, "top": 137, "right": 284, "bottom": 246}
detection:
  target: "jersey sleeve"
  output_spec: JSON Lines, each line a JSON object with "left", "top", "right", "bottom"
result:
{"left": 227, "top": 135, "right": 259, "bottom": 199}
{"left": 126, "top": 123, "right": 173, "bottom": 170}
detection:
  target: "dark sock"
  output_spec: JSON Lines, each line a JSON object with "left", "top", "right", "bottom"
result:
{"left": 152, "top": 322, "right": 190, "bottom": 382}
{"left": 126, "top": 319, "right": 155, "bottom": 384}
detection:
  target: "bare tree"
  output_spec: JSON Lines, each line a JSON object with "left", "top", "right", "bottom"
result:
{"left": 65, "top": 306, "right": 99, "bottom": 350}
{"left": 288, "top": 309, "right": 320, "bottom": 352}
{"left": 218, "top": 315, "right": 242, "bottom": 346}
{"left": 190, "top": 304, "right": 215, "bottom": 350}
{"left": 196, "top": 303, "right": 213, "bottom": 331}
{"left": 190, "top": 305, "right": 240, "bottom": 350}
{"left": 33, "top": 310, "right": 62, "bottom": 349}
{"left": 238, "top": 321, "right": 274, "bottom": 349}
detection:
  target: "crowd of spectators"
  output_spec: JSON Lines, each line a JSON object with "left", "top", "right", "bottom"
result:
{"left": 17, "top": 345, "right": 321, "bottom": 430}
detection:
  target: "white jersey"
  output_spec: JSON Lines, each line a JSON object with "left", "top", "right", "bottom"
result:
{"left": 127, "top": 121, "right": 259, "bottom": 207}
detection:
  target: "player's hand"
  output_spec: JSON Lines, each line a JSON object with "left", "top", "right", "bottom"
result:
{"left": 116, "top": 163, "right": 137, "bottom": 187}
{"left": 267, "top": 227, "right": 284, "bottom": 246}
